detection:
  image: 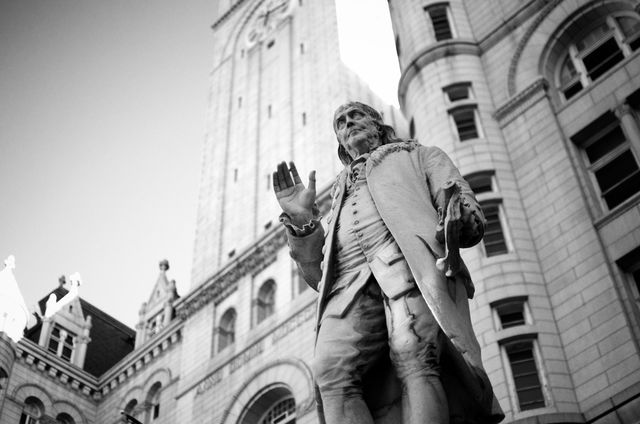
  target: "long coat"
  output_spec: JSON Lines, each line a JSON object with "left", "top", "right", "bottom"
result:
{"left": 287, "top": 141, "right": 504, "bottom": 423}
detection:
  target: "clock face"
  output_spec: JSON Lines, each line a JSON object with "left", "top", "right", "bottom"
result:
{"left": 246, "top": 0, "right": 292, "bottom": 47}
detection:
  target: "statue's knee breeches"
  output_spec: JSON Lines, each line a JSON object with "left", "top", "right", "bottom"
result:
{"left": 385, "top": 289, "right": 443, "bottom": 380}
{"left": 314, "top": 283, "right": 387, "bottom": 396}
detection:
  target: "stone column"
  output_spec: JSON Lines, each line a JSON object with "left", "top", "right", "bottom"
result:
{"left": 135, "top": 302, "right": 147, "bottom": 348}
{"left": 74, "top": 316, "right": 92, "bottom": 368}
{"left": 163, "top": 301, "right": 173, "bottom": 327}
{"left": 615, "top": 103, "right": 640, "bottom": 155}
{"left": 38, "top": 318, "right": 52, "bottom": 348}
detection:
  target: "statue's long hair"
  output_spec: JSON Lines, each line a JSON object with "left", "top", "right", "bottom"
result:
{"left": 334, "top": 101, "right": 405, "bottom": 166}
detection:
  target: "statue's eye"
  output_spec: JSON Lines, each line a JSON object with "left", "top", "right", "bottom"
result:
{"left": 336, "top": 118, "right": 345, "bottom": 129}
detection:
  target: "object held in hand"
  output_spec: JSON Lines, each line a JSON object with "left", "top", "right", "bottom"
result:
{"left": 435, "top": 180, "right": 463, "bottom": 278}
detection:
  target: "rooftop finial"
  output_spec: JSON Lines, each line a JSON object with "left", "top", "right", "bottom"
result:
{"left": 3, "top": 255, "right": 15, "bottom": 270}
{"left": 159, "top": 259, "right": 170, "bottom": 272}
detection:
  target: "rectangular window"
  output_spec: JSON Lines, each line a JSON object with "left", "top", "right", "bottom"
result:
{"left": 48, "top": 327, "right": 60, "bottom": 354}
{"left": 48, "top": 325, "right": 75, "bottom": 362}
{"left": 496, "top": 300, "right": 526, "bottom": 329}
{"left": 443, "top": 83, "right": 471, "bottom": 102}
{"left": 482, "top": 202, "right": 508, "bottom": 256}
{"left": 506, "top": 340, "right": 546, "bottom": 411}
{"left": 581, "top": 36, "right": 624, "bottom": 80}
{"left": 467, "top": 171, "right": 494, "bottom": 194}
{"left": 572, "top": 112, "right": 640, "bottom": 210}
{"left": 450, "top": 106, "right": 479, "bottom": 141}
{"left": 616, "top": 246, "right": 640, "bottom": 318}
{"left": 153, "top": 403, "right": 160, "bottom": 419}
{"left": 426, "top": 4, "right": 454, "bottom": 41}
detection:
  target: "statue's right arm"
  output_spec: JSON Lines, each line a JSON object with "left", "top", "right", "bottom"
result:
{"left": 273, "top": 161, "right": 323, "bottom": 291}
{"left": 282, "top": 218, "right": 324, "bottom": 291}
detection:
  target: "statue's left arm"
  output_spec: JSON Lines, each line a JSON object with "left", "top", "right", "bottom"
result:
{"left": 420, "top": 145, "right": 485, "bottom": 248}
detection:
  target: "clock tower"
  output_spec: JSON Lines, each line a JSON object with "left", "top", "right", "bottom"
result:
{"left": 192, "top": 0, "right": 404, "bottom": 288}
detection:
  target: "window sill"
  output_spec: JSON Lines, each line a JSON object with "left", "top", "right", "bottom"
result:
{"left": 594, "top": 191, "right": 640, "bottom": 229}
{"left": 494, "top": 325, "right": 538, "bottom": 345}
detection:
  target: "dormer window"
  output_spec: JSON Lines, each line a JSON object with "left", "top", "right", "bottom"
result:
{"left": 48, "top": 324, "right": 75, "bottom": 362}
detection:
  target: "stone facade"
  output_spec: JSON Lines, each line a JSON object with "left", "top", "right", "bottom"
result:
{"left": 2, "top": 1, "right": 640, "bottom": 423}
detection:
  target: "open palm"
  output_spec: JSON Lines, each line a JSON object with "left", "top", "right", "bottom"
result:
{"left": 273, "top": 161, "right": 316, "bottom": 224}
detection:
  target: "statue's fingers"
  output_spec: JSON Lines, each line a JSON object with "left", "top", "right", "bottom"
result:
{"left": 272, "top": 171, "right": 280, "bottom": 192}
{"left": 282, "top": 162, "right": 294, "bottom": 187}
{"left": 308, "top": 170, "right": 316, "bottom": 191}
{"left": 277, "top": 161, "right": 289, "bottom": 187}
{"left": 289, "top": 161, "right": 302, "bottom": 185}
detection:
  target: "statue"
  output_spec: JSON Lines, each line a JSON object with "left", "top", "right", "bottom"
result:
{"left": 273, "top": 102, "right": 504, "bottom": 424}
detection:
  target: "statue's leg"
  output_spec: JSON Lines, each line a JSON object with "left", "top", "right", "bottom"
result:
{"left": 385, "top": 288, "right": 449, "bottom": 424}
{"left": 313, "top": 282, "right": 388, "bottom": 424}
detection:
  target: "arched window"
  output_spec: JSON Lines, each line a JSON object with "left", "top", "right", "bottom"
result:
{"left": 546, "top": 7, "right": 640, "bottom": 101}
{"left": 218, "top": 308, "right": 237, "bottom": 352}
{"left": 239, "top": 386, "right": 296, "bottom": 424}
{"left": 19, "top": 397, "right": 44, "bottom": 424}
{"left": 260, "top": 397, "right": 296, "bottom": 424}
{"left": 123, "top": 398, "right": 139, "bottom": 419}
{"left": 56, "top": 412, "right": 75, "bottom": 424}
{"left": 256, "top": 280, "right": 276, "bottom": 324}
{"left": 147, "top": 382, "right": 162, "bottom": 421}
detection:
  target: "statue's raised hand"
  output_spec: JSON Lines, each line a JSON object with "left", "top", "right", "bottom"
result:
{"left": 273, "top": 161, "right": 316, "bottom": 226}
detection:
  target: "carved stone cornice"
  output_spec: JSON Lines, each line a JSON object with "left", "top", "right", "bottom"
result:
{"left": 494, "top": 78, "right": 548, "bottom": 125}
{"left": 398, "top": 40, "right": 481, "bottom": 109}
{"left": 177, "top": 230, "right": 287, "bottom": 320}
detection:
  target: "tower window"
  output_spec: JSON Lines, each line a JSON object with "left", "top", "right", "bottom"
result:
{"left": 443, "top": 83, "right": 471, "bottom": 102}
{"left": 409, "top": 118, "right": 415, "bottom": 138}
{"left": 268, "top": 105, "right": 272, "bottom": 118}
{"left": 495, "top": 298, "right": 526, "bottom": 329}
{"left": 218, "top": 308, "right": 236, "bottom": 352}
{"left": 426, "top": 3, "right": 454, "bottom": 41}
{"left": 467, "top": 171, "right": 494, "bottom": 194}
{"left": 256, "top": 279, "right": 276, "bottom": 324}
{"left": 571, "top": 112, "right": 640, "bottom": 210}
{"left": 481, "top": 202, "right": 509, "bottom": 256}
{"left": 450, "top": 106, "right": 479, "bottom": 141}
{"left": 302, "top": 112, "right": 307, "bottom": 126}
{"left": 238, "top": 96, "right": 243, "bottom": 108}
{"left": 505, "top": 340, "right": 545, "bottom": 411}
{"left": 300, "top": 43, "right": 305, "bottom": 54}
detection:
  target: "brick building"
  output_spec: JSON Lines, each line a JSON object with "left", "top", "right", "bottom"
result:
{"left": 1, "top": 0, "right": 640, "bottom": 423}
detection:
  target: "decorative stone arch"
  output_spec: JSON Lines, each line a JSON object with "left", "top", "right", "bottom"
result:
{"left": 118, "top": 384, "right": 144, "bottom": 412}
{"left": 11, "top": 383, "right": 54, "bottom": 412}
{"left": 141, "top": 367, "right": 172, "bottom": 395}
{"left": 51, "top": 399, "right": 87, "bottom": 424}
{"left": 504, "top": 0, "right": 638, "bottom": 96}
{"left": 219, "top": 358, "right": 315, "bottom": 424}
{"left": 220, "top": 0, "right": 284, "bottom": 60}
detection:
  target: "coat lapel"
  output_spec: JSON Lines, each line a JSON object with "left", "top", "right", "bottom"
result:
{"left": 314, "top": 170, "right": 347, "bottom": 337}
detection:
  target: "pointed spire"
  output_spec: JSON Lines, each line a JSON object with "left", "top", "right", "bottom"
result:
{"left": 0, "top": 255, "right": 29, "bottom": 343}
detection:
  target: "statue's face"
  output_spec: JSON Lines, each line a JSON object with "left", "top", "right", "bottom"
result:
{"left": 334, "top": 104, "right": 381, "bottom": 159}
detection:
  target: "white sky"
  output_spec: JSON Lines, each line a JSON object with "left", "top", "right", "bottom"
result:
{"left": 0, "top": 0, "right": 399, "bottom": 328}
